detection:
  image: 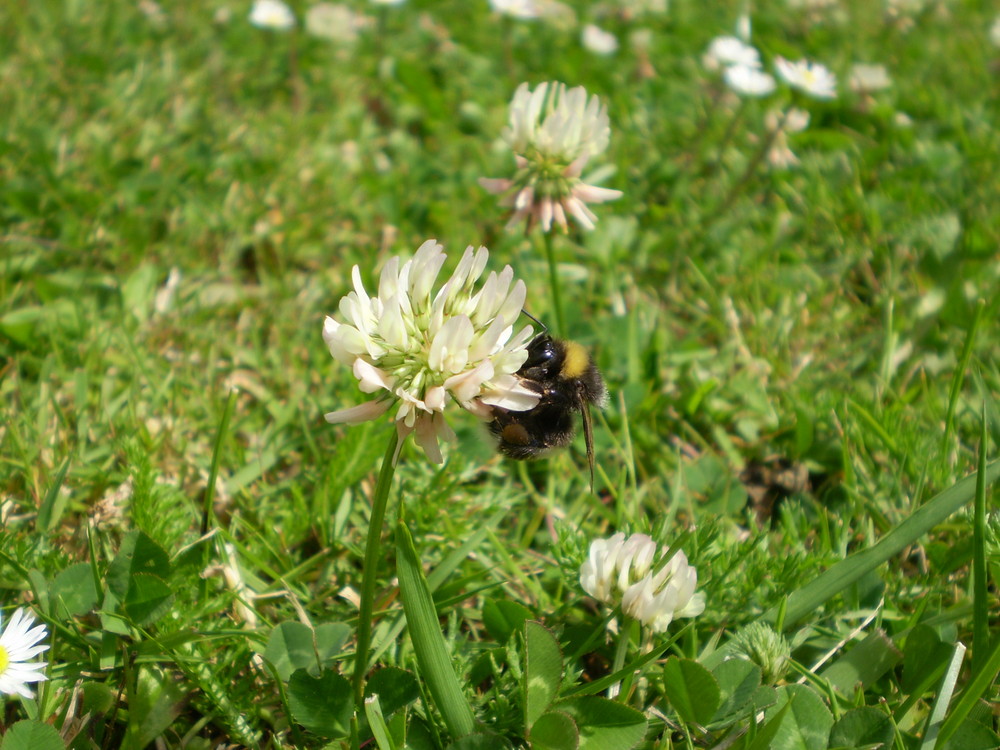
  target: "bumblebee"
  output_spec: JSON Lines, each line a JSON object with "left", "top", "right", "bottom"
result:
{"left": 489, "top": 333, "right": 607, "bottom": 486}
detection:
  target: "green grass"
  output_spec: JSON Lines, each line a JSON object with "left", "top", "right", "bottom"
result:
{"left": 1, "top": 0, "right": 999, "bottom": 748}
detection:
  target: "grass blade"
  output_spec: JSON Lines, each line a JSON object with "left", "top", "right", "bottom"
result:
{"left": 395, "top": 521, "right": 476, "bottom": 739}
{"left": 768, "top": 459, "right": 1000, "bottom": 628}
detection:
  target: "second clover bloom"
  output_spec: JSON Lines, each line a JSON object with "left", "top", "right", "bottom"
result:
{"left": 323, "top": 240, "right": 540, "bottom": 463}
{"left": 479, "top": 82, "right": 622, "bottom": 233}
{"left": 580, "top": 533, "right": 704, "bottom": 633}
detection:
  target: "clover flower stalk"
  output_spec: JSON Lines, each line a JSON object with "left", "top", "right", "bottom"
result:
{"left": 580, "top": 533, "right": 704, "bottom": 699}
{"left": 324, "top": 240, "right": 539, "bottom": 731}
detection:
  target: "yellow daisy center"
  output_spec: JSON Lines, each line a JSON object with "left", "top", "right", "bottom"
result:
{"left": 0, "top": 644, "right": 9, "bottom": 674}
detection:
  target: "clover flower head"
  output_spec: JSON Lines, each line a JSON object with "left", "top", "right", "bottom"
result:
{"left": 724, "top": 64, "right": 776, "bottom": 97}
{"left": 323, "top": 240, "right": 540, "bottom": 463}
{"left": 775, "top": 56, "right": 837, "bottom": 99}
{"left": 728, "top": 622, "right": 791, "bottom": 684}
{"left": 620, "top": 550, "right": 705, "bottom": 632}
{"left": 249, "top": 0, "right": 296, "bottom": 30}
{"left": 580, "top": 533, "right": 704, "bottom": 633}
{"left": 703, "top": 36, "right": 761, "bottom": 71}
{"left": 479, "top": 82, "right": 622, "bottom": 233}
{"left": 0, "top": 608, "right": 49, "bottom": 699}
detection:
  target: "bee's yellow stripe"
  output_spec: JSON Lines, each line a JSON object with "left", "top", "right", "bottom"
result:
{"left": 561, "top": 341, "right": 590, "bottom": 379}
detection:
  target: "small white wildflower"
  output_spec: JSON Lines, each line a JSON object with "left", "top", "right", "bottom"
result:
{"left": 0, "top": 609, "right": 49, "bottom": 699}
{"left": 848, "top": 63, "right": 891, "bottom": 93}
{"left": 581, "top": 24, "right": 618, "bottom": 55}
{"left": 991, "top": 15, "right": 1000, "bottom": 47}
{"left": 735, "top": 13, "right": 752, "bottom": 42}
{"left": 249, "top": 0, "right": 295, "bottom": 30}
{"left": 371, "top": 0, "right": 406, "bottom": 5}
{"left": 489, "top": 0, "right": 540, "bottom": 19}
{"left": 724, "top": 64, "right": 776, "bottom": 97}
{"left": 323, "top": 241, "right": 540, "bottom": 463}
{"left": 703, "top": 36, "right": 761, "bottom": 71}
{"left": 306, "top": 3, "right": 369, "bottom": 43}
{"left": 479, "top": 82, "right": 622, "bottom": 233}
{"left": 774, "top": 56, "right": 837, "bottom": 99}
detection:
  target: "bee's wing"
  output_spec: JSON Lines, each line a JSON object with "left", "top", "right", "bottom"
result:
{"left": 581, "top": 400, "right": 596, "bottom": 492}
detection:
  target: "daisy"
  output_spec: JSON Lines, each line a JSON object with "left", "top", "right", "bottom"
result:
{"left": 581, "top": 24, "right": 619, "bottom": 55}
{"left": 703, "top": 36, "right": 761, "bottom": 71}
{"left": 323, "top": 241, "right": 540, "bottom": 462}
{"left": 249, "top": 0, "right": 295, "bottom": 30}
{"left": 774, "top": 56, "right": 837, "bottom": 99}
{"left": 0, "top": 608, "right": 49, "bottom": 699}
{"left": 724, "top": 64, "right": 777, "bottom": 97}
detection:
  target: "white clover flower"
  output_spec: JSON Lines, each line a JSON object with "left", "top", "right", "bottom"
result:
{"left": 703, "top": 36, "right": 761, "bottom": 71}
{"left": 581, "top": 24, "right": 618, "bottom": 55}
{"left": 323, "top": 241, "right": 540, "bottom": 463}
{"left": 579, "top": 533, "right": 627, "bottom": 602}
{"left": 479, "top": 82, "right": 622, "bottom": 233}
{"left": 848, "top": 63, "right": 891, "bottom": 93}
{"left": 581, "top": 534, "right": 704, "bottom": 633}
{"left": 724, "top": 64, "right": 776, "bottom": 97}
{"left": 249, "top": 0, "right": 295, "bottom": 30}
{"left": 774, "top": 56, "right": 837, "bottom": 99}
{"left": 0, "top": 609, "right": 49, "bottom": 699}
{"left": 620, "top": 551, "right": 705, "bottom": 633}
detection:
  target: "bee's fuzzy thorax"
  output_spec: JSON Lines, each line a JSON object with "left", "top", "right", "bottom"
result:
{"left": 560, "top": 341, "right": 591, "bottom": 380}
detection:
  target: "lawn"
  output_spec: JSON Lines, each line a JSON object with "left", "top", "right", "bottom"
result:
{"left": 1, "top": 0, "right": 999, "bottom": 748}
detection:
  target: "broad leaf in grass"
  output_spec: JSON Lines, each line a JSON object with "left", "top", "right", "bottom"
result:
{"left": 711, "top": 658, "right": 762, "bottom": 725}
{"left": 446, "top": 733, "right": 516, "bottom": 750}
{"left": 530, "top": 711, "right": 579, "bottom": 750}
{"left": 902, "top": 624, "right": 952, "bottom": 694}
{"left": 745, "top": 700, "right": 793, "bottom": 750}
{"left": 939, "top": 719, "right": 1000, "bottom": 750}
{"left": 559, "top": 696, "right": 647, "bottom": 750}
{"left": 287, "top": 668, "right": 352, "bottom": 738}
{"left": 314, "top": 622, "right": 352, "bottom": 666}
{"left": 107, "top": 530, "right": 171, "bottom": 600}
{"left": 661, "top": 657, "right": 721, "bottom": 725}
{"left": 483, "top": 599, "right": 534, "bottom": 645}
{"left": 366, "top": 667, "right": 419, "bottom": 718}
{"left": 828, "top": 706, "right": 893, "bottom": 749}
{"left": 51, "top": 562, "right": 99, "bottom": 618}
{"left": 819, "top": 630, "right": 902, "bottom": 694}
{"left": 765, "top": 685, "right": 833, "bottom": 750}
{"left": 123, "top": 666, "right": 187, "bottom": 750}
{"left": 0, "top": 720, "right": 65, "bottom": 750}
{"left": 263, "top": 621, "right": 319, "bottom": 681}
{"left": 525, "top": 620, "right": 564, "bottom": 727}
{"left": 123, "top": 573, "right": 174, "bottom": 626}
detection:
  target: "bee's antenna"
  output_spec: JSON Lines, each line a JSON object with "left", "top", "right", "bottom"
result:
{"left": 519, "top": 309, "right": 548, "bottom": 333}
